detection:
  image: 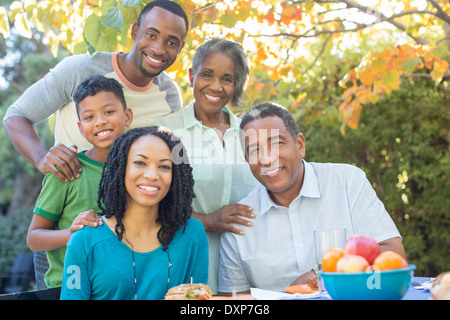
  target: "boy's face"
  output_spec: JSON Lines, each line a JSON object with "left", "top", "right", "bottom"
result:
{"left": 77, "top": 91, "right": 133, "bottom": 150}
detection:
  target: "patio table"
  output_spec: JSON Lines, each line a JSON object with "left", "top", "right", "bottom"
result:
{"left": 401, "top": 276, "right": 432, "bottom": 300}
{"left": 0, "top": 277, "right": 434, "bottom": 300}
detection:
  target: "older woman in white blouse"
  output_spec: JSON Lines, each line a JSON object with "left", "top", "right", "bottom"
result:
{"left": 155, "top": 39, "right": 258, "bottom": 294}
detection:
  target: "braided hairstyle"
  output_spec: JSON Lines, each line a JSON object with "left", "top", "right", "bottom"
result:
{"left": 97, "top": 126, "right": 194, "bottom": 251}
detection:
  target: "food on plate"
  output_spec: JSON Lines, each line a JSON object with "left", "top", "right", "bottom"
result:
{"left": 344, "top": 234, "right": 380, "bottom": 265}
{"left": 431, "top": 271, "right": 450, "bottom": 300}
{"left": 284, "top": 284, "right": 318, "bottom": 294}
{"left": 164, "top": 283, "right": 212, "bottom": 300}
{"left": 284, "top": 270, "right": 319, "bottom": 294}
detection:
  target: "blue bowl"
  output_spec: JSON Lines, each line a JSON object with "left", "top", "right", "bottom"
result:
{"left": 318, "top": 265, "right": 416, "bottom": 300}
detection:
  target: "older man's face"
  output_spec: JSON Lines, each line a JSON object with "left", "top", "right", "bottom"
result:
{"left": 243, "top": 116, "right": 305, "bottom": 206}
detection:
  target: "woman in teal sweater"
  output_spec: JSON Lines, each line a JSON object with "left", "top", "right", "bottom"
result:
{"left": 60, "top": 127, "right": 208, "bottom": 300}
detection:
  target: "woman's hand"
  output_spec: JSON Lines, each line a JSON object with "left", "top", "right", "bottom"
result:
{"left": 194, "top": 203, "right": 255, "bottom": 235}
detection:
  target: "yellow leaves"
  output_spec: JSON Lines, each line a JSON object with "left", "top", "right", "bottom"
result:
{"left": 338, "top": 43, "right": 449, "bottom": 130}
{"left": 253, "top": 82, "right": 277, "bottom": 99}
{"left": 14, "top": 13, "right": 32, "bottom": 39}
{"left": 220, "top": 13, "right": 239, "bottom": 28}
{"left": 280, "top": 5, "right": 302, "bottom": 26}
{"left": 165, "top": 59, "right": 183, "bottom": 76}
{"left": 431, "top": 59, "right": 449, "bottom": 83}
{"left": 6, "top": 1, "right": 31, "bottom": 39}
{"left": 381, "top": 70, "right": 400, "bottom": 90}
{"left": 178, "top": 0, "right": 196, "bottom": 24}
{"left": 339, "top": 99, "right": 362, "bottom": 131}
{"left": 0, "top": 7, "right": 10, "bottom": 38}
{"left": 256, "top": 46, "right": 268, "bottom": 61}
{"left": 403, "top": 1, "right": 419, "bottom": 11}
{"left": 0, "top": 0, "right": 85, "bottom": 55}
{"left": 338, "top": 69, "right": 357, "bottom": 88}
{"left": 253, "top": 2, "right": 302, "bottom": 27}
{"left": 360, "top": 68, "right": 375, "bottom": 86}
{"left": 279, "top": 64, "right": 294, "bottom": 78}
{"left": 0, "top": 0, "right": 447, "bottom": 136}
{"left": 371, "top": 56, "right": 387, "bottom": 73}
{"left": 401, "top": 58, "right": 421, "bottom": 73}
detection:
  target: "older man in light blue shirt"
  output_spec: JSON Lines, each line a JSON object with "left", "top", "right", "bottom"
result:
{"left": 219, "top": 103, "right": 405, "bottom": 294}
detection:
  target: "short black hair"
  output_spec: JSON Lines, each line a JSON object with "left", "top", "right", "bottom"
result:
{"left": 240, "top": 102, "right": 300, "bottom": 140}
{"left": 138, "top": 0, "right": 189, "bottom": 33}
{"left": 73, "top": 75, "right": 127, "bottom": 118}
{"left": 98, "top": 126, "right": 195, "bottom": 251}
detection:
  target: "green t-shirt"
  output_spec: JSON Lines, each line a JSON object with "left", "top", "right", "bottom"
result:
{"left": 34, "top": 151, "right": 104, "bottom": 288}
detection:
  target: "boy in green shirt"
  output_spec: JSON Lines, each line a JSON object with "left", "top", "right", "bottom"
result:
{"left": 27, "top": 75, "right": 133, "bottom": 288}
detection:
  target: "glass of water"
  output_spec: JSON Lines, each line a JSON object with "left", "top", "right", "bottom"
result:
{"left": 314, "top": 229, "right": 346, "bottom": 298}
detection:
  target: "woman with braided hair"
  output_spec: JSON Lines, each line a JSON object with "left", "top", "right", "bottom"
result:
{"left": 60, "top": 126, "right": 208, "bottom": 300}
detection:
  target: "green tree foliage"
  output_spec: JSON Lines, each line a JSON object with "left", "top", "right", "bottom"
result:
{"left": 0, "top": 32, "right": 67, "bottom": 273}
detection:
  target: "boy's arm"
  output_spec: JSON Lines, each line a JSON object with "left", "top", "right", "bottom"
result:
{"left": 27, "top": 210, "right": 102, "bottom": 252}
{"left": 4, "top": 116, "right": 82, "bottom": 182}
{"left": 27, "top": 214, "right": 70, "bottom": 252}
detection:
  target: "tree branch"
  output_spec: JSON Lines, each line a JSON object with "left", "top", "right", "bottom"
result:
{"left": 303, "top": 33, "right": 333, "bottom": 74}
{"left": 340, "top": 0, "right": 428, "bottom": 44}
{"left": 427, "top": 0, "right": 450, "bottom": 25}
{"left": 290, "top": 0, "right": 434, "bottom": 45}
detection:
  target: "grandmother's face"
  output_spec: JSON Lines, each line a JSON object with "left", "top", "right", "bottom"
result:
{"left": 189, "top": 51, "right": 235, "bottom": 117}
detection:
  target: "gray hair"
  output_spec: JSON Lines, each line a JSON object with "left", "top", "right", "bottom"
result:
{"left": 240, "top": 102, "right": 300, "bottom": 140}
{"left": 191, "top": 39, "right": 250, "bottom": 107}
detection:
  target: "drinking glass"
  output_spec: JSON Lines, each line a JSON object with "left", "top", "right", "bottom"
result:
{"left": 314, "top": 229, "right": 347, "bottom": 298}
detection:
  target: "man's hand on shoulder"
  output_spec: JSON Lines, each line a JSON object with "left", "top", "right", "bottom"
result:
{"left": 39, "top": 144, "right": 82, "bottom": 182}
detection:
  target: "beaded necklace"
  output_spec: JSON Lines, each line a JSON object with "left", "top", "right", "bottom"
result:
{"left": 125, "top": 235, "right": 172, "bottom": 300}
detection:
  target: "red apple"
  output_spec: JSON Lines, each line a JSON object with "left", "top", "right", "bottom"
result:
{"left": 344, "top": 234, "right": 380, "bottom": 264}
{"left": 336, "top": 254, "right": 369, "bottom": 273}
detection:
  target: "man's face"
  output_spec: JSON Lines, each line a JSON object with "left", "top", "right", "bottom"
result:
{"left": 131, "top": 7, "right": 186, "bottom": 78}
{"left": 243, "top": 116, "right": 305, "bottom": 206}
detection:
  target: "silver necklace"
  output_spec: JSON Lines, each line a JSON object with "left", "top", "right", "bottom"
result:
{"left": 125, "top": 235, "right": 172, "bottom": 300}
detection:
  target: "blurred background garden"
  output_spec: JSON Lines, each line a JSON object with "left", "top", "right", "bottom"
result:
{"left": 0, "top": 0, "right": 449, "bottom": 282}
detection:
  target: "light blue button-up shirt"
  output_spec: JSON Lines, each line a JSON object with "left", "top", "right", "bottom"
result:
{"left": 155, "top": 101, "right": 258, "bottom": 293}
{"left": 219, "top": 161, "right": 401, "bottom": 292}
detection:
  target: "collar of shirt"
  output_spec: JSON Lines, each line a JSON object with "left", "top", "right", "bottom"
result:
{"left": 257, "top": 160, "right": 321, "bottom": 216}
{"left": 182, "top": 100, "right": 239, "bottom": 131}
